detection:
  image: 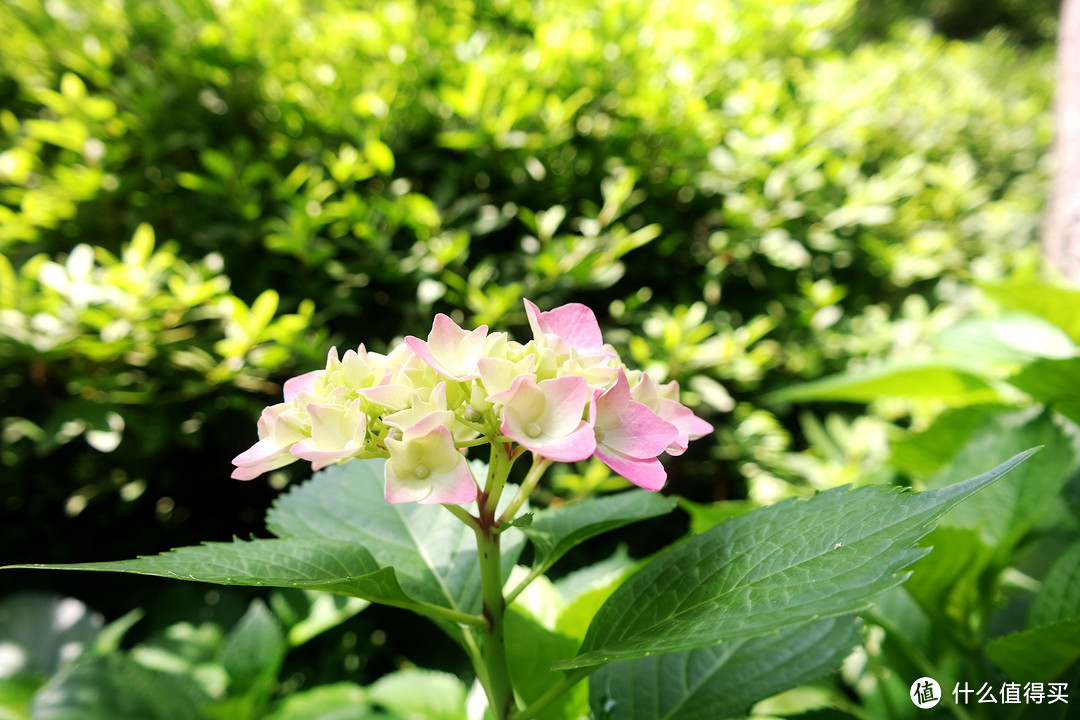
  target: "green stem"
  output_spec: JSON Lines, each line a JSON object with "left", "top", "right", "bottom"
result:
{"left": 475, "top": 441, "right": 517, "bottom": 719}
{"left": 499, "top": 455, "right": 551, "bottom": 525}
{"left": 442, "top": 502, "right": 481, "bottom": 532}
{"left": 511, "top": 667, "right": 596, "bottom": 720}
{"left": 409, "top": 600, "right": 487, "bottom": 628}
{"left": 504, "top": 563, "right": 545, "bottom": 606}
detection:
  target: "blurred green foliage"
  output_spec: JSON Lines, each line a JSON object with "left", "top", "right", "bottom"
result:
{"left": 0, "top": 0, "right": 1070, "bottom": 713}
{"left": 0, "top": 0, "right": 1057, "bottom": 637}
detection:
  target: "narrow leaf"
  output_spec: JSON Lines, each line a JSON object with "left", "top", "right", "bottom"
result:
{"left": 588, "top": 616, "right": 861, "bottom": 720}
{"left": 554, "top": 449, "right": 1036, "bottom": 670}
{"left": 9, "top": 538, "right": 416, "bottom": 609}
{"left": 761, "top": 362, "right": 999, "bottom": 405}
{"left": 521, "top": 490, "right": 677, "bottom": 574}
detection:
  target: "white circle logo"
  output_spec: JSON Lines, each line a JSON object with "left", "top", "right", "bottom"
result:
{"left": 910, "top": 677, "right": 941, "bottom": 709}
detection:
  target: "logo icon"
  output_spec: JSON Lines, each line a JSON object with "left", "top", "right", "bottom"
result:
{"left": 911, "top": 677, "right": 941, "bottom": 709}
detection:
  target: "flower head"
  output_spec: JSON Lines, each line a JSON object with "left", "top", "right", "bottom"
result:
{"left": 231, "top": 297, "right": 713, "bottom": 502}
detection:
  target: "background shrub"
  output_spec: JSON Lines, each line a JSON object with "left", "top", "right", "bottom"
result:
{"left": 0, "top": 0, "right": 1056, "bottom": 637}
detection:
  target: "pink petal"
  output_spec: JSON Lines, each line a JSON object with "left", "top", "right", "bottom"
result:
{"left": 596, "top": 446, "right": 668, "bottom": 491}
{"left": 423, "top": 463, "right": 479, "bottom": 505}
{"left": 514, "top": 421, "right": 597, "bottom": 463}
{"left": 289, "top": 439, "right": 352, "bottom": 464}
{"left": 537, "top": 375, "right": 590, "bottom": 436}
{"left": 283, "top": 369, "right": 321, "bottom": 402}
{"left": 384, "top": 475, "right": 432, "bottom": 503}
{"left": 601, "top": 399, "right": 679, "bottom": 459}
{"left": 594, "top": 371, "right": 678, "bottom": 459}
{"left": 231, "top": 438, "right": 298, "bottom": 480}
{"left": 524, "top": 299, "right": 605, "bottom": 353}
{"left": 404, "top": 314, "right": 486, "bottom": 380}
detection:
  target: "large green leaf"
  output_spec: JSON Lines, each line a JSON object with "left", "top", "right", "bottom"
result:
{"left": 1030, "top": 541, "right": 1080, "bottom": 627}
{"left": 30, "top": 654, "right": 211, "bottom": 720}
{"left": 888, "top": 405, "right": 1005, "bottom": 477}
{"left": 931, "top": 314, "right": 1076, "bottom": 365}
{"left": 266, "top": 459, "right": 523, "bottom": 615}
{"left": 980, "top": 281, "right": 1080, "bottom": 345}
{"left": 366, "top": 669, "right": 468, "bottom": 720}
{"left": 588, "top": 616, "right": 861, "bottom": 720}
{"left": 553, "top": 449, "right": 1035, "bottom": 670}
{"left": 521, "top": 490, "right": 678, "bottom": 575}
{"left": 924, "top": 409, "right": 1077, "bottom": 553}
{"left": 987, "top": 619, "right": 1080, "bottom": 683}
{"left": 263, "top": 683, "right": 390, "bottom": 720}
{"left": 209, "top": 599, "right": 286, "bottom": 720}
{"left": 0, "top": 594, "right": 102, "bottom": 679}
{"left": 1007, "top": 357, "right": 1080, "bottom": 426}
{"left": 505, "top": 609, "right": 586, "bottom": 720}
{"left": 9, "top": 538, "right": 416, "bottom": 608}
{"left": 902, "top": 527, "right": 993, "bottom": 623}
{"left": 760, "top": 362, "right": 999, "bottom": 405}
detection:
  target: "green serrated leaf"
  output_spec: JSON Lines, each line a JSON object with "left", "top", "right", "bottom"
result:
{"left": 266, "top": 459, "right": 523, "bottom": 615}
{"left": 588, "top": 615, "right": 861, "bottom": 720}
{"left": 987, "top": 618, "right": 1080, "bottom": 683}
{"left": 521, "top": 490, "right": 677, "bottom": 576}
{"left": 1030, "top": 541, "right": 1080, "bottom": 627}
{"left": 9, "top": 538, "right": 415, "bottom": 608}
{"left": 497, "top": 512, "right": 534, "bottom": 532}
{"left": 553, "top": 449, "right": 1036, "bottom": 670}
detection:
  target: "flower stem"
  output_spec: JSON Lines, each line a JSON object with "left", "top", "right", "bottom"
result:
{"left": 409, "top": 600, "right": 488, "bottom": 627}
{"left": 474, "top": 441, "right": 517, "bottom": 720}
{"left": 499, "top": 455, "right": 551, "bottom": 525}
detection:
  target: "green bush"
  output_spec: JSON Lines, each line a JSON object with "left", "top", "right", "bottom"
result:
{"left": 0, "top": 0, "right": 1055, "bottom": 589}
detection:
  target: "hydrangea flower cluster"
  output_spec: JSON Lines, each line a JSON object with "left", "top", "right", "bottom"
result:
{"left": 232, "top": 300, "right": 713, "bottom": 504}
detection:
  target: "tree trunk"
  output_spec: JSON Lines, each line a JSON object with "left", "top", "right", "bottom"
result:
{"left": 1044, "top": 0, "right": 1080, "bottom": 284}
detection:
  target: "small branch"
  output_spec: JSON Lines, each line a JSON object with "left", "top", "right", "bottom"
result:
{"left": 442, "top": 502, "right": 481, "bottom": 532}
{"left": 504, "top": 563, "right": 545, "bottom": 606}
{"left": 499, "top": 455, "right": 552, "bottom": 524}
{"left": 510, "top": 667, "right": 597, "bottom": 720}
{"left": 411, "top": 601, "right": 487, "bottom": 628}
